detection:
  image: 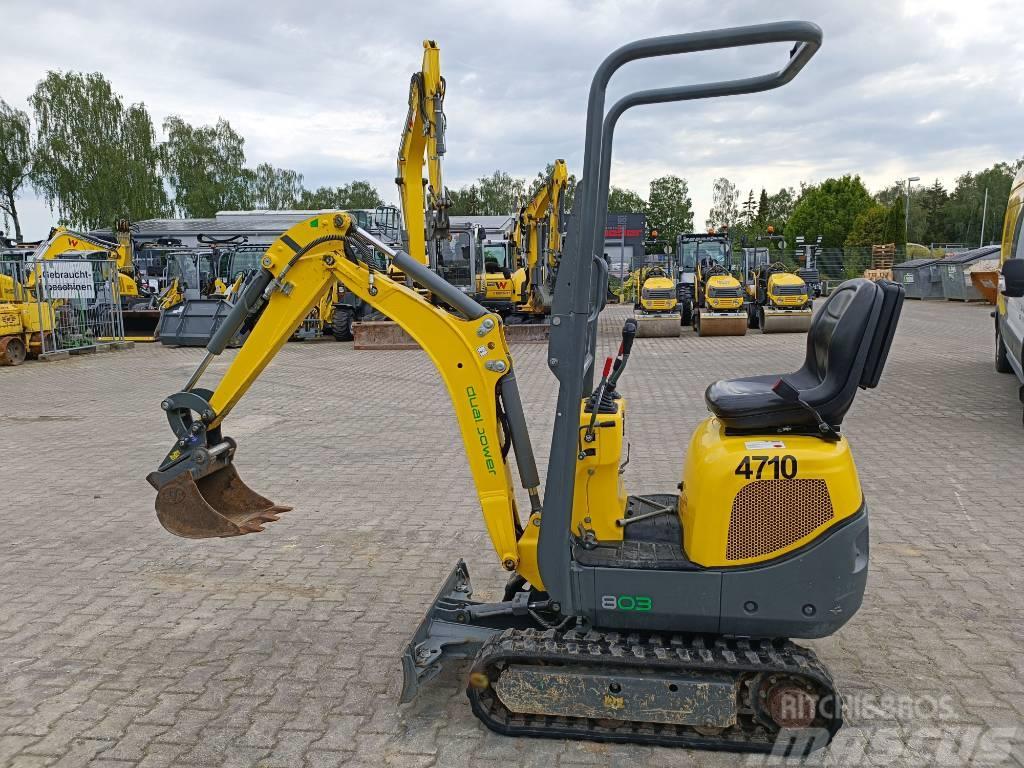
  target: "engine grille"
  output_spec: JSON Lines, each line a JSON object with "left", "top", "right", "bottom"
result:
{"left": 774, "top": 284, "right": 807, "bottom": 296}
{"left": 726, "top": 479, "right": 834, "bottom": 560}
{"left": 708, "top": 285, "right": 743, "bottom": 298}
{"left": 643, "top": 288, "right": 675, "bottom": 300}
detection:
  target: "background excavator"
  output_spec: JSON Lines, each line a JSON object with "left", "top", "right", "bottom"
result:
{"left": 500, "top": 159, "right": 569, "bottom": 323}
{"left": 333, "top": 41, "right": 450, "bottom": 347}
{"left": 145, "top": 23, "right": 906, "bottom": 756}
{"left": 23, "top": 223, "right": 162, "bottom": 340}
{"left": 677, "top": 230, "right": 748, "bottom": 336}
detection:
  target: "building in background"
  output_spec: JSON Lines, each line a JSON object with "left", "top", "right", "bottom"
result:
{"left": 603, "top": 212, "right": 646, "bottom": 278}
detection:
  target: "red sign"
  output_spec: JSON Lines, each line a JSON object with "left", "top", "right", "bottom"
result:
{"left": 604, "top": 228, "right": 644, "bottom": 238}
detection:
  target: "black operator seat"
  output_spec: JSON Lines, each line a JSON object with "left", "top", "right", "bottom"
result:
{"left": 705, "top": 279, "right": 904, "bottom": 432}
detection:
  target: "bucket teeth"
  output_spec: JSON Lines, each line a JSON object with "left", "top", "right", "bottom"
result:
{"left": 154, "top": 465, "right": 289, "bottom": 539}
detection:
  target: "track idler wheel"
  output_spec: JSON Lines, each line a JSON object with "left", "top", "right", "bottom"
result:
{"left": 0, "top": 335, "right": 27, "bottom": 366}
{"left": 154, "top": 464, "right": 292, "bottom": 539}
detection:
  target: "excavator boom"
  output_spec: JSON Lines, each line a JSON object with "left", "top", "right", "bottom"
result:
{"left": 396, "top": 40, "right": 449, "bottom": 264}
{"left": 147, "top": 214, "right": 539, "bottom": 575}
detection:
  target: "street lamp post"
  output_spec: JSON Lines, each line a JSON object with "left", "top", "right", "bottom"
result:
{"left": 904, "top": 176, "right": 920, "bottom": 245}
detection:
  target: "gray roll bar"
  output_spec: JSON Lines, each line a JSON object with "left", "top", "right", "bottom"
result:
{"left": 539, "top": 21, "right": 823, "bottom": 613}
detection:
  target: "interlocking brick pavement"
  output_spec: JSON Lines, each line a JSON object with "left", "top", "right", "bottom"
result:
{"left": 1, "top": 300, "right": 1022, "bottom": 767}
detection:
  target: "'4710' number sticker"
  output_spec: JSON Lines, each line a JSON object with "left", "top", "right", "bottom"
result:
{"left": 735, "top": 454, "right": 798, "bottom": 480}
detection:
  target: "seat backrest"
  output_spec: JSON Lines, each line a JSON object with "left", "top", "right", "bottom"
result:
{"left": 795, "top": 278, "right": 888, "bottom": 425}
{"left": 860, "top": 280, "right": 904, "bottom": 388}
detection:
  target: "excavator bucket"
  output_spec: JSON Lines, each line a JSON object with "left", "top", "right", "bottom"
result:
{"left": 634, "top": 312, "right": 681, "bottom": 338}
{"left": 153, "top": 465, "right": 292, "bottom": 539}
{"left": 120, "top": 308, "right": 161, "bottom": 342}
{"left": 695, "top": 311, "right": 748, "bottom": 337}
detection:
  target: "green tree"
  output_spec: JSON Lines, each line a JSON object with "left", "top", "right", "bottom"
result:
{"left": 706, "top": 177, "right": 739, "bottom": 231}
{"left": 765, "top": 187, "right": 796, "bottom": 231}
{"left": 447, "top": 183, "right": 483, "bottom": 215}
{"left": 30, "top": 71, "right": 166, "bottom": 228}
{"left": 160, "top": 116, "right": 251, "bottom": 217}
{"left": 447, "top": 171, "right": 527, "bottom": 215}
{"left": 740, "top": 189, "right": 757, "bottom": 226}
{"left": 340, "top": 180, "right": 384, "bottom": 209}
{"left": 942, "top": 162, "right": 1020, "bottom": 246}
{"left": 786, "top": 175, "right": 874, "bottom": 247}
{"left": 844, "top": 204, "right": 889, "bottom": 247}
{"left": 297, "top": 181, "right": 384, "bottom": 210}
{"left": 0, "top": 100, "right": 32, "bottom": 241}
{"left": 919, "top": 179, "right": 949, "bottom": 244}
{"left": 883, "top": 195, "right": 906, "bottom": 247}
{"left": 607, "top": 185, "right": 646, "bottom": 214}
{"left": 250, "top": 163, "right": 303, "bottom": 209}
{"left": 645, "top": 175, "right": 693, "bottom": 246}
{"left": 476, "top": 170, "right": 526, "bottom": 215}
{"left": 756, "top": 188, "right": 770, "bottom": 226}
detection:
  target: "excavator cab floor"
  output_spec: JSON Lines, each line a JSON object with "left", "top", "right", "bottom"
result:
{"left": 573, "top": 494, "right": 699, "bottom": 570}
{"left": 153, "top": 465, "right": 292, "bottom": 538}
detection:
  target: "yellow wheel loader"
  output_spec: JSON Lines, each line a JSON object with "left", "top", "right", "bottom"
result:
{"left": 677, "top": 231, "right": 748, "bottom": 336}
{"left": 633, "top": 260, "right": 682, "bottom": 337}
{"left": 743, "top": 248, "right": 813, "bottom": 333}
{"left": 0, "top": 277, "right": 55, "bottom": 366}
{"left": 144, "top": 23, "right": 908, "bottom": 755}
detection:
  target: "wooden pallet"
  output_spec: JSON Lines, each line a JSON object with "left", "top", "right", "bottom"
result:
{"left": 870, "top": 244, "right": 896, "bottom": 270}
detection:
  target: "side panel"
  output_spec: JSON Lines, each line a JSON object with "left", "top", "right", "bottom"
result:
{"left": 576, "top": 564, "right": 722, "bottom": 633}
{"left": 680, "top": 417, "right": 862, "bottom": 567}
{"left": 720, "top": 509, "right": 868, "bottom": 638}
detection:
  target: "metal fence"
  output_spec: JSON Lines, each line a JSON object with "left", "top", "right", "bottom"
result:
{"left": 2, "top": 257, "right": 127, "bottom": 359}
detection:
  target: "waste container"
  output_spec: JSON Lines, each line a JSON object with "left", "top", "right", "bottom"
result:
{"left": 892, "top": 258, "right": 943, "bottom": 299}
{"left": 939, "top": 245, "right": 1001, "bottom": 301}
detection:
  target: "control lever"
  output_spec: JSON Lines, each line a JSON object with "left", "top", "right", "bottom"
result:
{"left": 607, "top": 318, "right": 637, "bottom": 390}
{"left": 772, "top": 377, "right": 840, "bottom": 442}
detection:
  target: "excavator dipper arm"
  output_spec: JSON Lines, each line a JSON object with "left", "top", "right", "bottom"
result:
{"left": 146, "top": 213, "right": 534, "bottom": 574}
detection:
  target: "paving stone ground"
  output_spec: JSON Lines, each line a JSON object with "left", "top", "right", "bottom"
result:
{"left": 1, "top": 300, "right": 1022, "bottom": 768}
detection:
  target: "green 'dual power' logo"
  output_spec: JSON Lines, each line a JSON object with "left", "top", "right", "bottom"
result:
{"left": 466, "top": 386, "right": 497, "bottom": 476}
{"left": 601, "top": 595, "right": 653, "bottom": 611}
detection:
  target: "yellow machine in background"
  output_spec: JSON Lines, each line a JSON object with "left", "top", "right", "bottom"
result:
{"left": 633, "top": 260, "right": 681, "bottom": 337}
{"left": 745, "top": 259, "right": 814, "bottom": 333}
{"left": 677, "top": 231, "right": 747, "bottom": 336}
{"left": 0, "top": 276, "right": 54, "bottom": 365}
{"left": 500, "top": 159, "right": 569, "bottom": 321}
{"left": 28, "top": 223, "right": 162, "bottom": 340}
{"left": 397, "top": 40, "right": 450, "bottom": 266}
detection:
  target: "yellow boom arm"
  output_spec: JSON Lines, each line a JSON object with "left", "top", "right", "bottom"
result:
{"left": 396, "top": 40, "right": 449, "bottom": 265}
{"left": 150, "top": 213, "right": 528, "bottom": 575}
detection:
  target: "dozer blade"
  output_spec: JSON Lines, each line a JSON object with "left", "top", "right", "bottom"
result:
{"left": 635, "top": 313, "right": 681, "bottom": 338}
{"left": 154, "top": 465, "right": 292, "bottom": 539}
{"left": 761, "top": 311, "right": 812, "bottom": 334}
{"left": 696, "top": 313, "right": 748, "bottom": 337}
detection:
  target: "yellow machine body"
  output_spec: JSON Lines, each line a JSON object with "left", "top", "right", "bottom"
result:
{"left": 639, "top": 274, "right": 678, "bottom": 312}
{"left": 766, "top": 272, "right": 809, "bottom": 307}
{"left": 679, "top": 418, "right": 862, "bottom": 567}
{"left": 704, "top": 274, "right": 745, "bottom": 312}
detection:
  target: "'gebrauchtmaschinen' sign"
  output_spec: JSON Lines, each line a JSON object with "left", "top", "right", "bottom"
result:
{"left": 42, "top": 262, "right": 95, "bottom": 300}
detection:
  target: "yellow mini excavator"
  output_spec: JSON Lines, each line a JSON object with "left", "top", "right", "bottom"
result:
{"left": 633, "top": 258, "right": 682, "bottom": 337}
{"left": 501, "top": 159, "right": 570, "bottom": 322}
{"left": 678, "top": 231, "right": 748, "bottom": 336}
{"left": 145, "top": 23, "right": 906, "bottom": 755}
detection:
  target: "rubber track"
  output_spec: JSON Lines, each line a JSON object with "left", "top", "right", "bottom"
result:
{"left": 466, "top": 627, "right": 842, "bottom": 753}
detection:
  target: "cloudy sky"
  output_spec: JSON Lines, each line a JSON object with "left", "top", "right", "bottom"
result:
{"left": 2, "top": 0, "right": 1023, "bottom": 240}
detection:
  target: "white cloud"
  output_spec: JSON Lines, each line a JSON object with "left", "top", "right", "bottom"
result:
{"left": 1, "top": 0, "right": 1023, "bottom": 239}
